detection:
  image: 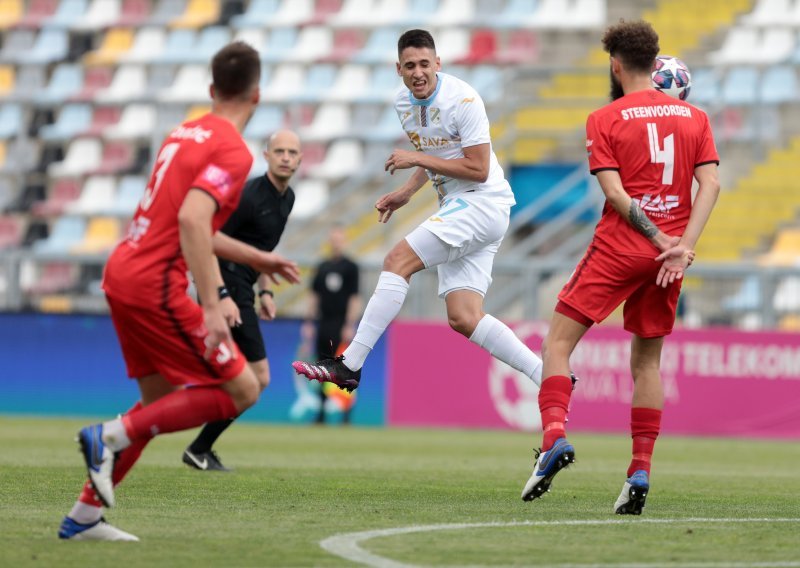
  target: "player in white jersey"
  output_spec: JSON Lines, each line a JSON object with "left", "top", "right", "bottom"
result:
{"left": 293, "top": 29, "right": 547, "bottom": 393}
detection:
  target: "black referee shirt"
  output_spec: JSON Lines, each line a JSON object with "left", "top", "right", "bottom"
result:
{"left": 218, "top": 173, "right": 295, "bottom": 299}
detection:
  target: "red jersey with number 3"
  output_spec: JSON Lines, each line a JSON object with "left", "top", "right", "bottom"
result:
{"left": 103, "top": 114, "right": 253, "bottom": 306}
{"left": 586, "top": 89, "right": 719, "bottom": 257}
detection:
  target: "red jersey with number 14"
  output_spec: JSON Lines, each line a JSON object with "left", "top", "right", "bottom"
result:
{"left": 586, "top": 89, "right": 719, "bottom": 257}
{"left": 103, "top": 113, "right": 253, "bottom": 306}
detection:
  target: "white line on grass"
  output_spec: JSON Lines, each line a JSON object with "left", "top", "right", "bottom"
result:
{"left": 320, "top": 518, "right": 800, "bottom": 568}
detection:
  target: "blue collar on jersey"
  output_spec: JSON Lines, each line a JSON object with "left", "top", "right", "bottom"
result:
{"left": 408, "top": 73, "right": 442, "bottom": 107}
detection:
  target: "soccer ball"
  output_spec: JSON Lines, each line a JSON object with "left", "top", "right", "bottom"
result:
{"left": 651, "top": 55, "right": 691, "bottom": 101}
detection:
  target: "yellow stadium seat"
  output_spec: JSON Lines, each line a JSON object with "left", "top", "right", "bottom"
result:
{"left": 0, "top": 141, "right": 6, "bottom": 168}
{"left": 83, "top": 28, "right": 135, "bottom": 67}
{"left": 758, "top": 229, "right": 800, "bottom": 266}
{"left": 0, "top": 0, "right": 22, "bottom": 29}
{"left": 171, "top": 0, "right": 220, "bottom": 29}
{"left": 71, "top": 217, "right": 121, "bottom": 254}
{"left": 185, "top": 105, "right": 211, "bottom": 121}
{"left": 0, "top": 65, "right": 15, "bottom": 97}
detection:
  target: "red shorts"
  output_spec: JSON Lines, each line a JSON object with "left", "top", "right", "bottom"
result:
{"left": 557, "top": 244, "right": 682, "bottom": 338}
{"left": 107, "top": 293, "right": 246, "bottom": 385}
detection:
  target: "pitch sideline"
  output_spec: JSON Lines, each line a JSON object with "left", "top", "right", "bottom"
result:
{"left": 320, "top": 518, "right": 800, "bottom": 568}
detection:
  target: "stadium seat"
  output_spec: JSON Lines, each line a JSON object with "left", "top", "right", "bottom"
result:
{"left": 356, "top": 66, "right": 402, "bottom": 103}
{"left": 291, "top": 178, "right": 329, "bottom": 219}
{"left": 170, "top": 0, "right": 220, "bottom": 29}
{"left": 72, "top": 66, "right": 114, "bottom": 102}
{"left": 352, "top": 28, "right": 400, "bottom": 64}
{"left": 157, "top": 28, "right": 197, "bottom": 64}
{"left": 491, "top": 0, "right": 538, "bottom": 28}
{"left": 148, "top": 0, "right": 186, "bottom": 25}
{"left": 742, "top": 0, "right": 793, "bottom": 26}
{"left": 104, "top": 104, "right": 156, "bottom": 140}
{"left": 34, "top": 63, "right": 83, "bottom": 105}
{"left": 15, "top": 0, "right": 59, "bottom": 29}
{"left": 95, "top": 65, "right": 147, "bottom": 103}
{"left": 1, "top": 137, "right": 39, "bottom": 175}
{"left": 774, "top": 277, "right": 800, "bottom": 311}
{"left": 85, "top": 106, "right": 122, "bottom": 136}
{"left": 111, "top": 175, "right": 145, "bottom": 215}
{"left": 430, "top": 0, "right": 475, "bottom": 26}
{"left": 396, "top": 0, "right": 439, "bottom": 28}
{"left": 66, "top": 175, "right": 117, "bottom": 214}
{"left": 32, "top": 216, "right": 86, "bottom": 254}
{"left": 83, "top": 28, "right": 135, "bottom": 66}
{"left": 20, "top": 29, "right": 69, "bottom": 65}
{"left": 0, "top": 30, "right": 36, "bottom": 63}
{"left": 710, "top": 27, "right": 759, "bottom": 64}
{"left": 757, "top": 29, "right": 795, "bottom": 63}
{"left": 117, "top": 0, "right": 151, "bottom": 26}
{"left": 361, "top": 0, "right": 408, "bottom": 27}
{"left": 323, "top": 64, "right": 370, "bottom": 103}
{"left": 471, "top": 66, "right": 505, "bottom": 104}
{"left": 296, "top": 64, "right": 337, "bottom": 103}
{"left": 760, "top": 66, "right": 797, "bottom": 104}
{"left": 263, "top": 0, "right": 314, "bottom": 28}
{"left": 261, "top": 28, "right": 299, "bottom": 63}
{"left": 721, "top": 67, "right": 759, "bottom": 105}
{"left": 122, "top": 27, "right": 166, "bottom": 63}
{"left": 243, "top": 106, "right": 284, "bottom": 139}
{"left": 362, "top": 105, "right": 404, "bottom": 143}
{"left": 23, "top": 262, "right": 80, "bottom": 296}
{"left": 722, "top": 275, "right": 761, "bottom": 312}
{"left": 285, "top": 27, "right": 333, "bottom": 63}
{"left": 190, "top": 26, "right": 231, "bottom": 63}
{"left": 322, "top": 29, "right": 364, "bottom": 63}
{"left": 0, "top": 104, "right": 23, "bottom": 139}
{"left": 300, "top": 104, "right": 351, "bottom": 141}
{"left": 72, "top": 0, "right": 122, "bottom": 31}
{"left": 327, "top": 0, "right": 372, "bottom": 27}
{"left": 0, "top": 65, "right": 14, "bottom": 98}
{"left": 31, "top": 179, "right": 82, "bottom": 216}
{"left": 433, "top": 28, "right": 471, "bottom": 64}
{"left": 759, "top": 228, "right": 800, "bottom": 265}
{"left": 494, "top": 30, "right": 538, "bottom": 65}
{"left": 308, "top": 140, "right": 363, "bottom": 180}
{"left": 94, "top": 141, "right": 135, "bottom": 174}
{"left": 158, "top": 65, "right": 210, "bottom": 103}
{"left": 457, "top": 30, "right": 498, "bottom": 65}
{"left": 262, "top": 64, "right": 306, "bottom": 102}
{"left": 39, "top": 104, "right": 93, "bottom": 142}
{"left": 71, "top": 216, "right": 121, "bottom": 253}
{"left": 45, "top": 0, "right": 89, "bottom": 28}
{"left": 233, "top": 28, "right": 267, "bottom": 53}
{"left": 0, "top": 214, "right": 23, "bottom": 250}
{"left": 687, "top": 68, "right": 719, "bottom": 106}
{"left": 229, "top": 0, "right": 279, "bottom": 28}
{"left": 528, "top": 0, "right": 606, "bottom": 29}
{"left": 48, "top": 138, "right": 103, "bottom": 178}
{"left": 0, "top": 0, "right": 23, "bottom": 30}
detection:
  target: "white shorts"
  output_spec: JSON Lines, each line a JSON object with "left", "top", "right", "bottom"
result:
{"left": 405, "top": 192, "right": 510, "bottom": 298}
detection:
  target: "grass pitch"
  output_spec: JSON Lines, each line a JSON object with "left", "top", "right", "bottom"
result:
{"left": 2, "top": 416, "right": 799, "bottom": 567}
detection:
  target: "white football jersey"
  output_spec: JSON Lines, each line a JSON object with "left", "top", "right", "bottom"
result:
{"left": 394, "top": 72, "right": 515, "bottom": 206}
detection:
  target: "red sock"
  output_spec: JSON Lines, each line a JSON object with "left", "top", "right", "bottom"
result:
{"left": 79, "top": 401, "right": 147, "bottom": 506}
{"left": 628, "top": 407, "right": 662, "bottom": 477}
{"left": 538, "top": 375, "right": 573, "bottom": 451}
{"left": 122, "top": 386, "right": 239, "bottom": 442}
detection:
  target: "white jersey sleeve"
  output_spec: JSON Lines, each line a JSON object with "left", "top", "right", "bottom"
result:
{"left": 455, "top": 89, "right": 491, "bottom": 148}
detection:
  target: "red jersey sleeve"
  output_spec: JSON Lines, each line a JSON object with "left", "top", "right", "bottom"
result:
{"left": 586, "top": 111, "right": 618, "bottom": 174}
{"left": 695, "top": 111, "right": 720, "bottom": 168}
{"left": 190, "top": 147, "right": 252, "bottom": 209}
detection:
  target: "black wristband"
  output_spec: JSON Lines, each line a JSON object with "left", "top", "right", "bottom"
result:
{"left": 258, "top": 289, "right": 274, "bottom": 298}
{"left": 218, "top": 286, "right": 230, "bottom": 300}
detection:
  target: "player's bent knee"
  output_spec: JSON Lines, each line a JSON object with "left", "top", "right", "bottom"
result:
{"left": 447, "top": 313, "right": 478, "bottom": 337}
{"left": 225, "top": 369, "right": 261, "bottom": 412}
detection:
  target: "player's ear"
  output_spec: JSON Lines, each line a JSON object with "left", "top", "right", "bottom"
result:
{"left": 396, "top": 62, "right": 401, "bottom": 76}
{"left": 435, "top": 56, "right": 441, "bottom": 71}
{"left": 610, "top": 56, "right": 622, "bottom": 76}
{"left": 209, "top": 84, "right": 215, "bottom": 100}
{"left": 251, "top": 85, "right": 260, "bottom": 105}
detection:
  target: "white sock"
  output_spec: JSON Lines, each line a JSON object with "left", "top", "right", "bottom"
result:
{"left": 469, "top": 314, "right": 543, "bottom": 386}
{"left": 343, "top": 271, "right": 409, "bottom": 371}
{"left": 102, "top": 418, "right": 131, "bottom": 452}
{"left": 69, "top": 501, "right": 102, "bottom": 524}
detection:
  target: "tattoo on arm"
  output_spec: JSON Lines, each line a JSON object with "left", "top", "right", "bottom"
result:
{"left": 629, "top": 200, "right": 659, "bottom": 239}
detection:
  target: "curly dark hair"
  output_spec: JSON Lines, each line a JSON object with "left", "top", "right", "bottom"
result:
{"left": 601, "top": 20, "right": 659, "bottom": 73}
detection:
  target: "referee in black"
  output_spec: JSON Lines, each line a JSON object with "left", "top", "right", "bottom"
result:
{"left": 183, "top": 129, "right": 302, "bottom": 471}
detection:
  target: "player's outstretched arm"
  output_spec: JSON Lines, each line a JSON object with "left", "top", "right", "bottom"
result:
{"left": 375, "top": 166, "right": 429, "bottom": 223}
{"left": 213, "top": 231, "right": 301, "bottom": 285}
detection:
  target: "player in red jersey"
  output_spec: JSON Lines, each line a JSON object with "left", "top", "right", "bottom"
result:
{"left": 59, "top": 42, "right": 300, "bottom": 541}
{"left": 520, "top": 21, "right": 720, "bottom": 514}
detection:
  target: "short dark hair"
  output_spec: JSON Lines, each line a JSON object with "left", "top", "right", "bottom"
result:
{"left": 602, "top": 20, "right": 659, "bottom": 73}
{"left": 211, "top": 41, "right": 261, "bottom": 101}
{"left": 398, "top": 29, "right": 436, "bottom": 57}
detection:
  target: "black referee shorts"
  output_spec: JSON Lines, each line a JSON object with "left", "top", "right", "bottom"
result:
{"left": 231, "top": 303, "right": 267, "bottom": 362}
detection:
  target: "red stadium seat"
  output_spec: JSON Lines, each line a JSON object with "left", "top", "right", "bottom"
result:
{"left": 117, "top": 0, "right": 151, "bottom": 26}
{"left": 494, "top": 30, "right": 539, "bottom": 65}
{"left": 85, "top": 106, "right": 122, "bottom": 136}
{"left": 15, "top": 0, "right": 58, "bottom": 29}
{"left": 321, "top": 29, "right": 364, "bottom": 63}
{"left": 71, "top": 66, "right": 113, "bottom": 102}
{"left": 308, "top": 0, "right": 342, "bottom": 24}
{"left": 0, "top": 214, "right": 23, "bottom": 250}
{"left": 31, "top": 179, "right": 81, "bottom": 217}
{"left": 94, "top": 141, "right": 134, "bottom": 175}
{"left": 456, "top": 30, "right": 498, "bottom": 65}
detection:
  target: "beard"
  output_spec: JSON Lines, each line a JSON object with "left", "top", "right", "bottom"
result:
{"left": 609, "top": 68, "right": 625, "bottom": 101}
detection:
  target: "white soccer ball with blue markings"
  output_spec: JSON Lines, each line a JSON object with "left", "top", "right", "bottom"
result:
{"left": 651, "top": 55, "right": 692, "bottom": 101}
